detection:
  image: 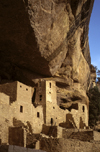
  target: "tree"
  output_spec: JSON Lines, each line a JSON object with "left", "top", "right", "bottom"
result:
{"left": 93, "top": 65, "right": 100, "bottom": 82}
{"left": 87, "top": 86, "right": 100, "bottom": 127}
{"left": 97, "top": 69, "right": 100, "bottom": 82}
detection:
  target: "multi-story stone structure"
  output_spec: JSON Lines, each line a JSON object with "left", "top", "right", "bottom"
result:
{"left": 0, "top": 79, "right": 88, "bottom": 146}
{"left": 33, "top": 79, "right": 88, "bottom": 128}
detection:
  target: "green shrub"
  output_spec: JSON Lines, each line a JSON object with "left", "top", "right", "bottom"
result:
{"left": 87, "top": 86, "right": 100, "bottom": 127}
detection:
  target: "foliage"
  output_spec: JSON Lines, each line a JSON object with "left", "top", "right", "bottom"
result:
{"left": 94, "top": 65, "right": 100, "bottom": 82}
{"left": 97, "top": 70, "right": 100, "bottom": 82}
{"left": 87, "top": 86, "right": 100, "bottom": 127}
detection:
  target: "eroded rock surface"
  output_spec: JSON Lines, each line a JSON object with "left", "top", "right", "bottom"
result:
{"left": 0, "top": 0, "right": 94, "bottom": 106}
{"left": 89, "top": 64, "right": 96, "bottom": 88}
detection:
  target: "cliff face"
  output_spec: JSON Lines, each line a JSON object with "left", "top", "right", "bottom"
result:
{"left": 89, "top": 64, "right": 96, "bottom": 89}
{"left": 0, "top": 0, "right": 94, "bottom": 106}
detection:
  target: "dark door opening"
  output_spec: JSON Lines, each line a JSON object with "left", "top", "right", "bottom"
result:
{"left": 49, "top": 83, "right": 51, "bottom": 88}
{"left": 82, "top": 106, "right": 85, "bottom": 112}
{"left": 37, "top": 112, "right": 40, "bottom": 118}
{"left": 51, "top": 118, "right": 53, "bottom": 125}
{"left": 32, "top": 88, "right": 36, "bottom": 106}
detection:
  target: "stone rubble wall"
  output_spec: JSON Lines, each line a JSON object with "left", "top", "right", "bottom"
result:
{"left": 40, "top": 137, "right": 100, "bottom": 152}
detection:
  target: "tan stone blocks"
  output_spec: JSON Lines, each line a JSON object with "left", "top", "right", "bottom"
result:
{"left": 0, "top": 79, "right": 89, "bottom": 147}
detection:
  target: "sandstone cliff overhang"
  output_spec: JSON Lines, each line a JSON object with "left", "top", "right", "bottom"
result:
{"left": 0, "top": 0, "right": 94, "bottom": 86}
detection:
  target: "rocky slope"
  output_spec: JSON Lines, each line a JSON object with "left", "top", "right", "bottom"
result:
{"left": 40, "top": 137, "right": 100, "bottom": 152}
{"left": 0, "top": 0, "right": 94, "bottom": 107}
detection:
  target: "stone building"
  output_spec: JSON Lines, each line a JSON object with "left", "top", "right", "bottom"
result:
{"left": 0, "top": 79, "right": 88, "bottom": 146}
{"left": 32, "top": 79, "right": 88, "bottom": 128}
{"left": 0, "top": 81, "right": 43, "bottom": 144}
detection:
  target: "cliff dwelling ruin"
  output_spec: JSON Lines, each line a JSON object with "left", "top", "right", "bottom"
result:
{"left": 0, "top": 79, "right": 88, "bottom": 147}
{"left": 1, "top": 0, "right": 100, "bottom": 151}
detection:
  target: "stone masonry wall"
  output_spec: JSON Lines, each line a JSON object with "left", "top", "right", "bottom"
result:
{"left": 45, "top": 80, "right": 69, "bottom": 126}
{"left": 34, "top": 79, "right": 46, "bottom": 123}
{"left": 0, "top": 81, "right": 44, "bottom": 145}
{"left": 0, "top": 93, "right": 9, "bottom": 105}
{"left": 0, "top": 93, "right": 12, "bottom": 144}
{"left": 71, "top": 103, "right": 88, "bottom": 128}
{"left": 9, "top": 127, "right": 25, "bottom": 147}
{"left": 10, "top": 99, "right": 44, "bottom": 134}
{"left": 0, "top": 145, "right": 46, "bottom": 152}
{"left": 38, "top": 80, "right": 88, "bottom": 128}
{"left": 0, "top": 80, "right": 89, "bottom": 146}
{"left": 0, "top": 82, "right": 17, "bottom": 103}
{"left": 17, "top": 81, "right": 32, "bottom": 104}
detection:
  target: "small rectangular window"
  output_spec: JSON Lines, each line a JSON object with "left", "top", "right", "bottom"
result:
{"left": 82, "top": 106, "right": 85, "bottom": 112}
{"left": 40, "top": 95, "right": 42, "bottom": 101}
{"left": 26, "top": 88, "right": 28, "bottom": 91}
{"left": 49, "top": 83, "right": 51, "bottom": 88}
{"left": 20, "top": 106, "right": 23, "bottom": 113}
{"left": 37, "top": 112, "right": 40, "bottom": 118}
